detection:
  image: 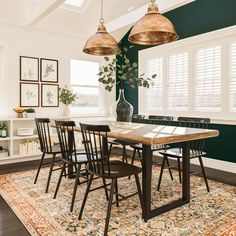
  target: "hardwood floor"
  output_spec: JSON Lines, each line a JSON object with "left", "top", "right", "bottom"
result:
{"left": 0, "top": 195, "right": 30, "bottom": 236}
{"left": 0, "top": 150, "right": 235, "bottom": 236}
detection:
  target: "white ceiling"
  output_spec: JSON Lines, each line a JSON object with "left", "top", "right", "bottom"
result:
{"left": 0, "top": 0, "right": 195, "bottom": 41}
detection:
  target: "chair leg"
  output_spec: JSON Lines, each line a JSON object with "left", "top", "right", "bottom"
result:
{"left": 134, "top": 174, "right": 146, "bottom": 222}
{"left": 102, "top": 178, "right": 109, "bottom": 201}
{"left": 166, "top": 157, "right": 174, "bottom": 181}
{"left": 79, "top": 174, "right": 94, "bottom": 219}
{"left": 177, "top": 158, "right": 182, "bottom": 183}
{"left": 76, "top": 164, "right": 82, "bottom": 185}
{"left": 122, "top": 145, "right": 128, "bottom": 163}
{"left": 104, "top": 179, "right": 116, "bottom": 236}
{"left": 115, "top": 179, "right": 119, "bottom": 207}
{"left": 53, "top": 163, "right": 66, "bottom": 199}
{"left": 198, "top": 156, "right": 210, "bottom": 192}
{"left": 34, "top": 152, "right": 45, "bottom": 184}
{"left": 45, "top": 154, "right": 56, "bottom": 193}
{"left": 157, "top": 155, "right": 166, "bottom": 191}
{"left": 128, "top": 149, "right": 136, "bottom": 179}
{"left": 70, "top": 164, "right": 81, "bottom": 212}
{"left": 131, "top": 148, "right": 136, "bottom": 166}
{"left": 108, "top": 143, "right": 113, "bottom": 157}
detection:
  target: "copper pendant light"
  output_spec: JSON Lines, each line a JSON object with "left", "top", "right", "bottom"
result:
{"left": 128, "top": 0, "right": 179, "bottom": 46}
{"left": 83, "top": 0, "right": 120, "bottom": 56}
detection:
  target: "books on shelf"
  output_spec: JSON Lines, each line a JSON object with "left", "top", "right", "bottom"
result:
{"left": 19, "top": 140, "right": 41, "bottom": 156}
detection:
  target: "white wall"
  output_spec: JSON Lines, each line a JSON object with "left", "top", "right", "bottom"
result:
{"left": 0, "top": 23, "right": 115, "bottom": 118}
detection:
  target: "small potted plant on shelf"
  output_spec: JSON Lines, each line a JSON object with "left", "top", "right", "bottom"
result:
{"left": 59, "top": 85, "right": 78, "bottom": 117}
{"left": 25, "top": 108, "right": 36, "bottom": 118}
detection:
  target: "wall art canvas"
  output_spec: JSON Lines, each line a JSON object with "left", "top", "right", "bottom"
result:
{"left": 20, "top": 56, "right": 39, "bottom": 82}
{"left": 40, "top": 58, "right": 58, "bottom": 83}
{"left": 20, "top": 83, "right": 39, "bottom": 107}
{"left": 41, "top": 84, "right": 59, "bottom": 107}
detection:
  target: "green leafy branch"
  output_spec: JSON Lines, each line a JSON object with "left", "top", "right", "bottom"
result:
{"left": 98, "top": 46, "right": 157, "bottom": 92}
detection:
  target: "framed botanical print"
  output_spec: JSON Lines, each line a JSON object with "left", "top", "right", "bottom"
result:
{"left": 20, "top": 56, "right": 39, "bottom": 82}
{"left": 41, "top": 84, "right": 59, "bottom": 107}
{"left": 40, "top": 58, "right": 58, "bottom": 83}
{"left": 20, "top": 83, "right": 39, "bottom": 107}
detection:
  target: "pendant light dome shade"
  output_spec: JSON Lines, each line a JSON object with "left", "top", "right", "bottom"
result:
{"left": 128, "top": 1, "right": 178, "bottom": 45}
{"left": 83, "top": 20, "right": 120, "bottom": 56}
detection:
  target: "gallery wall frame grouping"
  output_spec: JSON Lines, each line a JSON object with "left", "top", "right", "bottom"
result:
{"left": 19, "top": 56, "right": 59, "bottom": 107}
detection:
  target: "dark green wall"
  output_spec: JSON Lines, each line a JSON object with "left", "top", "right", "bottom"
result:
{"left": 117, "top": 0, "right": 236, "bottom": 163}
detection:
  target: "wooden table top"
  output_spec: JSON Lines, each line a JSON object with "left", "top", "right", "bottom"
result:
{"left": 74, "top": 121, "right": 219, "bottom": 145}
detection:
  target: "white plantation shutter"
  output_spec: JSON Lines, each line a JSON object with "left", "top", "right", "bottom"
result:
{"left": 195, "top": 46, "right": 221, "bottom": 112}
{"left": 143, "top": 58, "right": 163, "bottom": 112}
{"left": 168, "top": 52, "right": 188, "bottom": 111}
{"left": 229, "top": 42, "right": 236, "bottom": 112}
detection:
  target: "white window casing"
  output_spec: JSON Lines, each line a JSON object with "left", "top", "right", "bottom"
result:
{"left": 139, "top": 25, "right": 236, "bottom": 120}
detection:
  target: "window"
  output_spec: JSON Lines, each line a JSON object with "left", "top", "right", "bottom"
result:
{"left": 70, "top": 59, "right": 100, "bottom": 114}
{"left": 139, "top": 26, "right": 236, "bottom": 120}
{"left": 144, "top": 58, "right": 163, "bottom": 112}
{"left": 168, "top": 52, "right": 188, "bottom": 111}
{"left": 229, "top": 42, "right": 236, "bottom": 112}
{"left": 195, "top": 46, "right": 221, "bottom": 112}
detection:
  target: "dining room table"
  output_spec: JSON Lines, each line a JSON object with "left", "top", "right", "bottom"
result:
{"left": 71, "top": 120, "right": 219, "bottom": 221}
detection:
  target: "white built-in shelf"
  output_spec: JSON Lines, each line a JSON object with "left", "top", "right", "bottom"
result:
{"left": 0, "top": 137, "right": 11, "bottom": 141}
{"left": 13, "top": 135, "right": 39, "bottom": 140}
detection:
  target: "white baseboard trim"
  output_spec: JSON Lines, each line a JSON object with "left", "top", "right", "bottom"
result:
{"left": 190, "top": 157, "right": 236, "bottom": 174}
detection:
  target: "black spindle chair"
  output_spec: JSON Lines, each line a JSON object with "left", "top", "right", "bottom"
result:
{"left": 53, "top": 120, "right": 90, "bottom": 212}
{"left": 79, "top": 123, "right": 144, "bottom": 236}
{"left": 34, "top": 118, "right": 62, "bottom": 193}
{"left": 157, "top": 117, "right": 210, "bottom": 192}
{"left": 108, "top": 114, "right": 145, "bottom": 162}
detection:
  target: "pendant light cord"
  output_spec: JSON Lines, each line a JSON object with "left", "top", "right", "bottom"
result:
{"left": 100, "top": 0, "right": 104, "bottom": 24}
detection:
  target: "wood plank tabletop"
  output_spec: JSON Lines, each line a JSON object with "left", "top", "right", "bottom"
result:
{"left": 74, "top": 121, "right": 219, "bottom": 145}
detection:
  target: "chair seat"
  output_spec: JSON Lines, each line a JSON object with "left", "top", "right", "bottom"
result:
{"left": 72, "top": 153, "right": 88, "bottom": 163}
{"left": 92, "top": 160, "right": 142, "bottom": 179}
{"left": 130, "top": 143, "right": 167, "bottom": 151}
{"left": 159, "top": 148, "right": 206, "bottom": 158}
{"left": 44, "top": 145, "right": 61, "bottom": 154}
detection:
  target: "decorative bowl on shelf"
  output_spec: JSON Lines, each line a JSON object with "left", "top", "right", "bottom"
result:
{"left": 13, "top": 107, "right": 25, "bottom": 118}
{"left": 17, "top": 128, "right": 34, "bottom": 136}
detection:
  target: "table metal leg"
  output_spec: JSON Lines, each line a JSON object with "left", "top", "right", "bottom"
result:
{"left": 182, "top": 142, "right": 190, "bottom": 201}
{"left": 142, "top": 144, "right": 152, "bottom": 221}
{"left": 142, "top": 142, "right": 190, "bottom": 220}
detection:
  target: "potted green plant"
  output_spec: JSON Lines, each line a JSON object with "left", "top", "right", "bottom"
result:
{"left": 25, "top": 108, "right": 36, "bottom": 118}
{"left": 59, "top": 86, "right": 78, "bottom": 116}
{"left": 98, "top": 46, "right": 157, "bottom": 121}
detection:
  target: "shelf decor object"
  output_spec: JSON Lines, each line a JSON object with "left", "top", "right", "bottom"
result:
{"left": 41, "top": 84, "right": 59, "bottom": 107}
{"left": 59, "top": 85, "right": 78, "bottom": 116}
{"left": 128, "top": 0, "right": 178, "bottom": 45}
{"left": 83, "top": 0, "right": 120, "bottom": 56}
{"left": 40, "top": 58, "right": 58, "bottom": 83}
{"left": 20, "top": 83, "right": 39, "bottom": 107}
{"left": 20, "top": 56, "right": 39, "bottom": 82}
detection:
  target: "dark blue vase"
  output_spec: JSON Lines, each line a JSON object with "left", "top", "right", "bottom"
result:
{"left": 116, "top": 89, "right": 133, "bottom": 122}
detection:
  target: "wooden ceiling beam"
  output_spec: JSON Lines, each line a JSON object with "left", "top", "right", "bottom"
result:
{"left": 26, "top": 0, "right": 65, "bottom": 28}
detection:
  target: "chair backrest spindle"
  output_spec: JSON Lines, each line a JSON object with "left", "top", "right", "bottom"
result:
{"left": 80, "top": 123, "right": 111, "bottom": 176}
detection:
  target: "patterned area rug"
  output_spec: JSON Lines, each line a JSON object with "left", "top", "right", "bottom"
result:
{"left": 0, "top": 163, "right": 235, "bottom": 236}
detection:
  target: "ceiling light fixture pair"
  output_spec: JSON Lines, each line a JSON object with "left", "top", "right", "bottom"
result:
{"left": 83, "top": 0, "right": 179, "bottom": 56}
